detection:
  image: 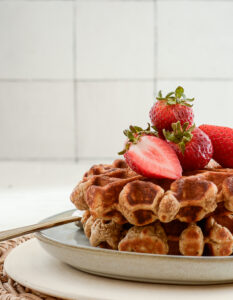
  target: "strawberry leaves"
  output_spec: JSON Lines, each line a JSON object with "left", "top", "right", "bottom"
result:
{"left": 156, "top": 86, "right": 194, "bottom": 107}
{"left": 175, "top": 86, "right": 184, "bottom": 98}
{"left": 163, "top": 121, "right": 195, "bottom": 154}
{"left": 118, "top": 123, "right": 158, "bottom": 155}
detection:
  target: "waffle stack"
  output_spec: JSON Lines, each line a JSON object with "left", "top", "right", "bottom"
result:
{"left": 70, "top": 159, "right": 233, "bottom": 256}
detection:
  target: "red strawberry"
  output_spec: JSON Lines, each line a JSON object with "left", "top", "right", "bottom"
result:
{"left": 149, "top": 86, "right": 194, "bottom": 137}
{"left": 199, "top": 125, "right": 233, "bottom": 168}
{"left": 118, "top": 124, "right": 182, "bottom": 179}
{"left": 163, "top": 122, "right": 213, "bottom": 171}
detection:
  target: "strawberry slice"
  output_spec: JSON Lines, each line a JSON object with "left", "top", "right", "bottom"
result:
{"left": 119, "top": 125, "right": 182, "bottom": 179}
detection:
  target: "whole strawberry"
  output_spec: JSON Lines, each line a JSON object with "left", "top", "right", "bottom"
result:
{"left": 199, "top": 125, "right": 233, "bottom": 168}
{"left": 163, "top": 122, "right": 213, "bottom": 171}
{"left": 149, "top": 86, "right": 194, "bottom": 137}
{"left": 118, "top": 124, "right": 182, "bottom": 179}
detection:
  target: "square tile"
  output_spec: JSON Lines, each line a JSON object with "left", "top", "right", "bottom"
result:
{"left": 0, "top": 82, "right": 75, "bottom": 159}
{"left": 0, "top": 1, "right": 73, "bottom": 79}
{"left": 157, "top": 1, "right": 233, "bottom": 78}
{"left": 156, "top": 80, "right": 233, "bottom": 128}
{"left": 76, "top": 81, "right": 155, "bottom": 158}
{"left": 76, "top": 1, "right": 154, "bottom": 79}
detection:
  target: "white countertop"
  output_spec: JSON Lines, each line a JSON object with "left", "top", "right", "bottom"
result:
{"left": 0, "top": 160, "right": 112, "bottom": 230}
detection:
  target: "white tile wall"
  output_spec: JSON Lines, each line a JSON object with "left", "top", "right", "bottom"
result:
{"left": 157, "top": 1, "right": 233, "bottom": 79}
{"left": 0, "top": 82, "right": 75, "bottom": 159}
{"left": 76, "top": 1, "right": 154, "bottom": 79}
{"left": 77, "top": 81, "right": 155, "bottom": 158}
{"left": 0, "top": 1, "right": 73, "bottom": 79}
{"left": 0, "top": 0, "right": 232, "bottom": 161}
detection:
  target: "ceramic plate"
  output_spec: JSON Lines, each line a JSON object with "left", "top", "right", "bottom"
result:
{"left": 7, "top": 239, "right": 233, "bottom": 300}
{"left": 36, "top": 210, "right": 233, "bottom": 285}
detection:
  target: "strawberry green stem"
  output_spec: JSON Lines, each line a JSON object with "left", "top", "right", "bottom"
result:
{"left": 163, "top": 121, "right": 195, "bottom": 154}
{"left": 118, "top": 123, "right": 158, "bottom": 155}
{"left": 156, "top": 86, "right": 194, "bottom": 107}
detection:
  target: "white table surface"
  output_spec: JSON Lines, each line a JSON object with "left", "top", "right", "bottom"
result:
{"left": 0, "top": 160, "right": 112, "bottom": 230}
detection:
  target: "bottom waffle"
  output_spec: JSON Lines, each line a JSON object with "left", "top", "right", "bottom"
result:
{"left": 81, "top": 211, "right": 233, "bottom": 256}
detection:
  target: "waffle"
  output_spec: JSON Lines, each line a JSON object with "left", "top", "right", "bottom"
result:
{"left": 159, "top": 169, "right": 233, "bottom": 223}
{"left": 201, "top": 170, "right": 233, "bottom": 203}
{"left": 71, "top": 159, "right": 167, "bottom": 226}
{"left": 118, "top": 180, "right": 164, "bottom": 226}
{"left": 210, "top": 212, "right": 233, "bottom": 234}
{"left": 81, "top": 213, "right": 204, "bottom": 256}
{"left": 81, "top": 211, "right": 124, "bottom": 249}
{"left": 161, "top": 220, "right": 187, "bottom": 255}
{"left": 70, "top": 160, "right": 141, "bottom": 223}
{"left": 158, "top": 175, "right": 218, "bottom": 223}
{"left": 162, "top": 220, "right": 204, "bottom": 255}
{"left": 82, "top": 212, "right": 233, "bottom": 256}
{"left": 71, "top": 159, "right": 233, "bottom": 226}
{"left": 118, "top": 222, "right": 169, "bottom": 254}
{"left": 204, "top": 215, "right": 233, "bottom": 256}
{"left": 119, "top": 221, "right": 204, "bottom": 256}
{"left": 83, "top": 159, "right": 128, "bottom": 178}
{"left": 179, "top": 224, "right": 204, "bottom": 256}
{"left": 222, "top": 177, "right": 233, "bottom": 211}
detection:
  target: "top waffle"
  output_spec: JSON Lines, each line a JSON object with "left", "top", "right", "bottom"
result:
{"left": 70, "top": 159, "right": 233, "bottom": 226}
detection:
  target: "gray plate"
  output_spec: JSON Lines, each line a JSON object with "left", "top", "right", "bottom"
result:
{"left": 36, "top": 210, "right": 233, "bottom": 285}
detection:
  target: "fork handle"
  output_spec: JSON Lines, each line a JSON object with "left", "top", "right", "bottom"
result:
{"left": 0, "top": 215, "right": 81, "bottom": 242}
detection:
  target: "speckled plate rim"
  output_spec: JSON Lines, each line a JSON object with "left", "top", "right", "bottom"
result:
{"left": 36, "top": 209, "right": 233, "bottom": 262}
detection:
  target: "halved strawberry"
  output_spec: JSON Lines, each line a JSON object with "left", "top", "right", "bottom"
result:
{"left": 163, "top": 122, "right": 213, "bottom": 171}
{"left": 199, "top": 124, "right": 233, "bottom": 168}
{"left": 118, "top": 125, "right": 182, "bottom": 179}
{"left": 149, "top": 86, "right": 194, "bottom": 137}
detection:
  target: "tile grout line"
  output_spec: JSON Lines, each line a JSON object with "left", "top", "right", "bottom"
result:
{"left": 153, "top": 0, "right": 158, "bottom": 99}
{"left": 0, "top": 0, "right": 232, "bottom": 2}
{"left": 2, "top": 78, "right": 233, "bottom": 83}
{"left": 0, "top": 158, "right": 77, "bottom": 162}
{"left": 154, "top": 77, "right": 233, "bottom": 82}
{"left": 0, "top": 0, "right": 148, "bottom": 1}
{"left": 0, "top": 79, "right": 73, "bottom": 82}
{"left": 0, "top": 78, "right": 155, "bottom": 82}
{"left": 73, "top": 0, "right": 78, "bottom": 163}
{"left": 76, "top": 78, "right": 156, "bottom": 82}
{"left": 0, "top": 157, "right": 118, "bottom": 162}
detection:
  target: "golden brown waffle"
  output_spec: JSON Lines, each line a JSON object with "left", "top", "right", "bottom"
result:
{"left": 223, "top": 177, "right": 233, "bottom": 210}
{"left": 118, "top": 222, "right": 169, "bottom": 254}
{"left": 154, "top": 221, "right": 204, "bottom": 256}
{"left": 118, "top": 180, "right": 164, "bottom": 226}
{"left": 82, "top": 212, "right": 125, "bottom": 250}
{"left": 204, "top": 216, "right": 233, "bottom": 256}
{"left": 161, "top": 220, "right": 187, "bottom": 255}
{"left": 88, "top": 219, "right": 123, "bottom": 250}
{"left": 158, "top": 175, "right": 218, "bottom": 223}
{"left": 70, "top": 160, "right": 141, "bottom": 222}
{"left": 179, "top": 224, "right": 204, "bottom": 256}
{"left": 201, "top": 170, "right": 233, "bottom": 202}
{"left": 81, "top": 213, "right": 210, "bottom": 256}
{"left": 83, "top": 159, "right": 128, "bottom": 178}
{"left": 82, "top": 212, "right": 233, "bottom": 256}
{"left": 211, "top": 213, "right": 233, "bottom": 234}
{"left": 71, "top": 159, "right": 233, "bottom": 226}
